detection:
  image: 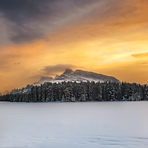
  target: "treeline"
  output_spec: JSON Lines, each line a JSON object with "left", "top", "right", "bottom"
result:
{"left": 0, "top": 81, "right": 148, "bottom": 102}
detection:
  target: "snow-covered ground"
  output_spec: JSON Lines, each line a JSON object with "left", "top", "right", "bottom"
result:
{"left": 0, "top": 102, "right": 148, "bottom": 148}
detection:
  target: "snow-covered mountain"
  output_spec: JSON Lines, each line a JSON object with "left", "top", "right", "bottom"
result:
{"left": 33, "top": 69, "right": 120, "bottom": 85}
{"left": 53, "top": 69, "right": 120, "bottom": 83}
{"left": 10, "top": 69, "right": 120, "bottom": 94}
{"left": 10, "top": 84, "right": 33, "bottom": 95}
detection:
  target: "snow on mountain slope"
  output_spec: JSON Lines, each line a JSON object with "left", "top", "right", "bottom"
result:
{"left": 10, "top": 69, "right": 120, "bottom": 94}
{"left": 10, "top": 84, "right": 33, "bottom": 95}
{"left": 53, "top": 69, "right": 120, "bottom": 83}
{"left": 33, "top": 69, "right": 120, "bottom": 84}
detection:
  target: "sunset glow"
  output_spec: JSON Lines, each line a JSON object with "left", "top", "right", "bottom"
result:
{"left": 0, "top": 0, "right": 148, "bottom": 93}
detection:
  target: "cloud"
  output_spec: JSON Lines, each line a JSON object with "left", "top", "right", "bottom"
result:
{"left": 132, "top": 52, "right": 148, "bottom": 58}
{"left": 1, "top": 0, "right": 147, "bottom": 44}
{"left": 0, "top": 0, "right": 148, "bottom": 44}
{"left": 1, "top": 0, "right": 148, "bottom": 92}
{"left": 0, "top": 0, "right": 99, "bottom": 44}
{"left": 42, "top": 64, "right": 76, "bottom": 75}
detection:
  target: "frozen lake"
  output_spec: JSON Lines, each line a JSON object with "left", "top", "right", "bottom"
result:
{"left": 0, "top": 102, "right": 148, "bottom": 148}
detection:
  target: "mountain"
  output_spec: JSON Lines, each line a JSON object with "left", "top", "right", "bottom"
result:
{"left": 32, "top": 69, "right": 120, "bottom": 85}
{"left": 53, "top": 69, "right": 120, "bottom": 83}
{"left": 10, "top": 69, "right": 120, "bottom": 95}
{"left": 10, "top": 84, "right": 33, "bottom": 95}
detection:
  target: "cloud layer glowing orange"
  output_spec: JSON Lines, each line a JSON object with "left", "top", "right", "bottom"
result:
{"left": 0, "top": 0, "right": 148, "bottom": 93}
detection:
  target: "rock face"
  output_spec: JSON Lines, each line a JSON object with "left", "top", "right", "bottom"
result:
{"left": 10, "top": 69, "right": 120, "bottom": 95}
{"left": 54, "top": 69, "right": 120, "bottom": 83}
{"left": 27, "top": 69, "right": 121, "bottom": 86}
{"left": 63, "top": 69, "right": 73, "bottom": 75}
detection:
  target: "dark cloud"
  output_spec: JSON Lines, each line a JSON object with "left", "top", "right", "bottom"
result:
{"left": 0, "top": 0, "right": 60, "bottom": 43}
{"left": 0, "top": 0, "right": 52, "bottom": 22}
{"left": 0, "top": 0, "right": 99, "bottom": 43}
{"left": 0, "top": 0, "right": 147, "bottom": 44}
{"left": 42, "top": 64, "right": 76, "bottom": 75}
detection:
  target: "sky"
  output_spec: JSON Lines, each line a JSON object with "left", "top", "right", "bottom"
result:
{"left": 0, "top": 0, "right": 148, "bottom": 93}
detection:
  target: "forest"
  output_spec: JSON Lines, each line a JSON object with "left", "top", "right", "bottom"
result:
{"left": 0, "top": 81, "right": 148, "bottom": 102}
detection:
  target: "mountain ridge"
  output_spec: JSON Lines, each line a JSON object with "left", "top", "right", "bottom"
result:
{"left": 54, "top": 69, "right": 120, "bottom": 83}
{"left": 10, "top": 69, "right": 120, "bottom": 94}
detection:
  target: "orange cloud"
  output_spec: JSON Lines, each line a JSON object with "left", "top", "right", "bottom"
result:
{"left": 1, "top": 0, "right": 148, "bottom": 93}
{"left": 132, "top": 52, "right": 148, "bottom": 58}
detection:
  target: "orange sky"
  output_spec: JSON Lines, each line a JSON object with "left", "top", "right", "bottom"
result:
{"left": 0, "top": 0, "right": 148, "bottom": 93}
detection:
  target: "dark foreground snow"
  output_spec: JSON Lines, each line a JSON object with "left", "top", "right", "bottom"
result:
{"left": 0, "top": 102, "right": 148, "bottom": 148}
